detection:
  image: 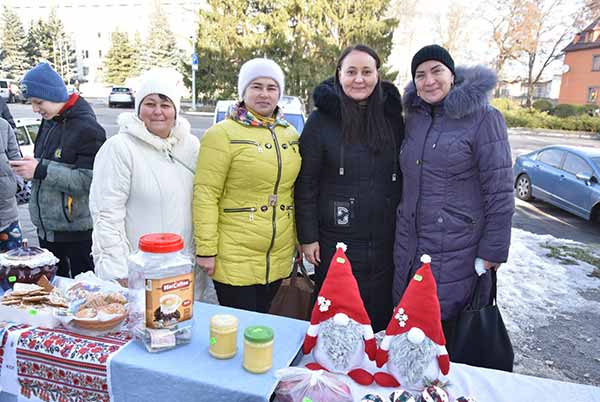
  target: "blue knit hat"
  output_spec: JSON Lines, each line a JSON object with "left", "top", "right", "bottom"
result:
{"left": 21, "top": 63, "right": 68, "bottom": 102}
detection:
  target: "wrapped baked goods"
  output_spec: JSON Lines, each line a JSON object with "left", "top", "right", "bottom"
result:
{"left": 273, "top": 367, "right": 353, "bottom": 402}
{"left": 56, "top": 272, "right": 128, "bottom": 335}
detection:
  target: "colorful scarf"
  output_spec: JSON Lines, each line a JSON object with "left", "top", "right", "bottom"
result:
{"left": 228, "top": 102, "right": 290, "bottom": 128}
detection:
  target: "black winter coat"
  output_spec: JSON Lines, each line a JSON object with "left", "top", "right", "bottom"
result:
{"left": 295, "top": 78, "right": 404, "bottom": 331}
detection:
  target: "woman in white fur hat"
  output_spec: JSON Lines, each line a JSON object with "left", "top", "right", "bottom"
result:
{"left": 193, "top": 58, "right": 301, "bottom": 313}
{"left": 89, "top": 69, "right": 202, "bottom": 293}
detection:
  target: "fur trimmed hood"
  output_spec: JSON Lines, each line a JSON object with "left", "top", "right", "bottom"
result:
{"left": 117, "top": 112, "right": 191, "bottom": 153}
{"left": 313, "top": 77, "right": 403, "bottom": 120}
{"left": 403, "top": 65, "right": 497, "bottom": 119}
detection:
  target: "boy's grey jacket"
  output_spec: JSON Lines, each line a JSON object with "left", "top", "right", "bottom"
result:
{"left": 30, "top": 95, "right": 106, "bottom": 242}
{"left": 0, "top": 117, "right": 20, "bottom": 229}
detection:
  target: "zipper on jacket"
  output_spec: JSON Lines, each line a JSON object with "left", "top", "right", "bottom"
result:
{"left": 61, "top": 193, "right": 73, "bottom": 223}
{"left": 229, "top": 139, "right": 263, "bottom": 152}
{"left": 223, "top": 207, "right": 257, "bottom": 222}
{"left": 408, "top": 106, "right": 436, "bottom": 286}
{"left": 339, "top": 143, "right": 345, "bottom": 175}
{"left": 265, "top": 125, "right": 283, "bottom": 284}
{"left": 35, "top": 122, "right": 59, "bottom": 240}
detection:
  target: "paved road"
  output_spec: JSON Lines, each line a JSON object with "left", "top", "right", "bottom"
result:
{"left": 9, "top": 100, "right": 600, "bottom": 249}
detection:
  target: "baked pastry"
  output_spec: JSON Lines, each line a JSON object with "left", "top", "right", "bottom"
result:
{"left": 75, "top": 308, "right": 97, "bottom": 319}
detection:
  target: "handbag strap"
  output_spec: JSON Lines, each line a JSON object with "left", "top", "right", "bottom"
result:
{"left": 290, "top": 254, "right": 311, "bottom": 286}
{"left": 467, "top": 270, "right": 498, "bottom": 310}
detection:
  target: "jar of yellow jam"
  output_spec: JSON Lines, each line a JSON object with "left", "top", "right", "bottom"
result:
{"left": 209, "top": 314, "right": 238, "bottom": 359}
{"left": 243, "top": 325, "right": 274, "bottom": 373}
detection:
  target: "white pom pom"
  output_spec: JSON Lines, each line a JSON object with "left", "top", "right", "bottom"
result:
{"left": 336, "top": 242, "right": 347, "bottom": 252}
{"left": 333, "top": 313, "right": 350, "bottom": 326}
{"left": 407, "top": 327, "right": 425, "bottom": 344}
{"left": 420, "top": 254, "right": 431, "bottom": 264}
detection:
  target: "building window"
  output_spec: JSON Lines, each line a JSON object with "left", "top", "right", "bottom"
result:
{"left": 593, "top": 55, "right": 600, "bottom": 71}
{"left": 99, "top": 50, "right": 103, "bottom": 58}
{"left": 588, "top": 87, "right": 599, "bottom": 104}
{"left": 83, "top": 66, "right": 89, "bottom": 76}
{"left": 98, "top": 32, "right": 102, "bottom": 39}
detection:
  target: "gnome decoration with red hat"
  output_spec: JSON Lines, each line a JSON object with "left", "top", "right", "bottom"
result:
{"left": 302, "top": 242, "right": 377, "bottom": 385}
{"left": 374, "top": 255, "right": 451, "bottom": 391}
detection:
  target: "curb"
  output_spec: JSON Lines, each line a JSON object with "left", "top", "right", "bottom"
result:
{"left": 509, "top": 127, "right": 600, "bottom": 140}
{"left": 182, "top": 110, "right": 214, "bottom": 117}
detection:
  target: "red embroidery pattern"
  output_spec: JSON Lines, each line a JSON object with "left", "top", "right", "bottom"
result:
{"left": 15, "top": 327, "right": 131, "bottom": 402}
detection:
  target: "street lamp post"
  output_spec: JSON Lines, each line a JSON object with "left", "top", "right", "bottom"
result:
{"left": 191, "top": 36, "right": 198, "bottom": 111}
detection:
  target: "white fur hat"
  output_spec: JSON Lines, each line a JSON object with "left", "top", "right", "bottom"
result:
{"left": 135, "top": 68, "right": 183, "bottom": 115}
{"left": 237, "top": 58, "right": 285, "bottom": 101}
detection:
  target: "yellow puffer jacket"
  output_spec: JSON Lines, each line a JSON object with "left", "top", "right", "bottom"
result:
{"left": 193, "top": 111, "right": 301, "bottom": 286}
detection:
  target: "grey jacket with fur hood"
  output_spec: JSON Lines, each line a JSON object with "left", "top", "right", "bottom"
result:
{"left": 393, "top": 66, "right": 514, "bottom": 320}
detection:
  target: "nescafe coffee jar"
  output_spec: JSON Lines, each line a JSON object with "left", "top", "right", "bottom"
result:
{"left": 128, "top": 233, "right": 194, "bottom": 352}
{"left": 0, "top": 240, "right": 59, "bottom": 291}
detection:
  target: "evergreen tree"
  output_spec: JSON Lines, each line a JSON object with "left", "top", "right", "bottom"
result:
{"left": 192, "top": 0, "right": 397, "bottom": 106}
{"left": 25, "top": 10, "right": 78, "bottom": 81}
{"left": 0, "top": 5, "right": 29, "bottom": 79}
{"left": 104, "top": 31, "right": 136, "bottom": 85}
{"left": 44, "top": 9, "right": 77, "bottom": 81}
{"left": 130, "top": 31, "right": 144, "bottom": 77}
{"left": 25, "top": 19, "right": 48, "bottom": 67}
{"left": 140, "top": 5, "right": 179, "bottom": 72}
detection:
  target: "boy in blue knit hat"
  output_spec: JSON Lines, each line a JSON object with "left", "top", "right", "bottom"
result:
{"left": 10, "top": 62, "right": 106, "bottom": 278}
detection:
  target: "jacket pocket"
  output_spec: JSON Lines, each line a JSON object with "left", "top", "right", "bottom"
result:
{"left": 443, "top": 205, "right": 476, "bottom": 225}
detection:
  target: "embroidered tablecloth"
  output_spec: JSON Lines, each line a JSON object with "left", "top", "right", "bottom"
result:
{"left": 1, "top": 322, "right": 131, "bottom": 402}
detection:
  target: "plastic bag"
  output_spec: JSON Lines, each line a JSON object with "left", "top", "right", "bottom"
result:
{"left": 54, "top": 272, "right": 128, "bottom": 336}
{"left": 273, "top": 367, "right": 353, "bottom": 402}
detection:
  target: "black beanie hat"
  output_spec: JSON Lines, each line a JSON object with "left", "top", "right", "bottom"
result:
{"left": 411, "top": 44, "right": 455, "bottom": 81}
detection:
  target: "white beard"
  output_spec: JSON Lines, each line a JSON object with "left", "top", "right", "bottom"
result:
{"left": 387, "top": 333, "right": 439, "bottom": 391}
{"left": 313, "top": 317, "right": 365, "bottom": 373}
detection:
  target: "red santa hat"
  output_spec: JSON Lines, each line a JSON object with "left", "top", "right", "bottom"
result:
{"left": 384, "top": 255, "right": 445, "bottom": 345}
{"left": 308, "top": 243, "right": 371, "bottom": 326}
{"left": 375, "top": 255, "right": 450, "bottom": 376}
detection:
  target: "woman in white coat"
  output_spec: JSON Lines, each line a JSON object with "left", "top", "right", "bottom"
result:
{"left": 90, "top": 69, "right": 202, "bottom": 294}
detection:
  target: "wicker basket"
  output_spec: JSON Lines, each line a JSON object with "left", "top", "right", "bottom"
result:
{"left": 72, "top": 314, "right": 126, "bottom": 331}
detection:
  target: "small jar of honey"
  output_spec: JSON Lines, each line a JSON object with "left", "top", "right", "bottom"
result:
{"left": 243, "top": 325, "right": 274, "bottom": 373}
{"left": 209, "top": 314, "right": 238, "bottom": 359}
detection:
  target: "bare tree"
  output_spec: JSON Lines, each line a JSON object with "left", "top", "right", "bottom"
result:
{"left": 437, "top": 3, "right": 470, "bottom": 57}
{"left": 518, "top": 0, "right": 575, "bottom": 107}
{"left": 486, "top": 0, "right": 530, "bottom": 75}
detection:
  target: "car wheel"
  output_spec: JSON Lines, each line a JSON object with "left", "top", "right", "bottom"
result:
{"left": 515, "top": 174, "right": 533, "bottom": 201}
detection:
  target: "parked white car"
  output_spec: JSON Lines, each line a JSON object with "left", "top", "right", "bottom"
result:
{"left": 14, "top": 117, "right": 41, "bottom": 158}
{"left": 212, "top": 96, "right": 306, "bottom": 133}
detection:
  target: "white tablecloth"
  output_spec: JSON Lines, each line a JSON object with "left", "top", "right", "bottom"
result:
{"left": 296, "top": 354, "right": 600, "bottom": 402}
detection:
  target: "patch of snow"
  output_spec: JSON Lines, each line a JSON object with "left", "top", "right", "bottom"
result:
{"left": 498, "top": 228, "right": 600, "bottom": 334}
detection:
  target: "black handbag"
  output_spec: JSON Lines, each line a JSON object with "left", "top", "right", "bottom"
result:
{"left": 449, "top": 270, "right": 514, "bottom": 372}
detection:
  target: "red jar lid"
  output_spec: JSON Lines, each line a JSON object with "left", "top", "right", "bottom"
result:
{"left": 138, "top": 233, "right": 184, "bottom": 253}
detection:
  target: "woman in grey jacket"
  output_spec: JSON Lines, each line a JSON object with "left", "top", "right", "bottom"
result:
{"left": 0, "top": 117, "right": 22, "bottom": 251}
{"left": 393, "top": 45, "right": 514, "bottom": 348}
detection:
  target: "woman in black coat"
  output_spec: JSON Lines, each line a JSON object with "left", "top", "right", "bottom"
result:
{"left": 295, "top": 44, "right": 404, "bottom": 331}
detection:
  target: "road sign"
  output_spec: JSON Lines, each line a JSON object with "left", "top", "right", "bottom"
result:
{"left": 192, "top": 53, "right": 198, "bottom": 71}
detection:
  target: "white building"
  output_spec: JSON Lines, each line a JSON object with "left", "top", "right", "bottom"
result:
{"left": 5, "top": 0, "right": 203, "bottom": 84}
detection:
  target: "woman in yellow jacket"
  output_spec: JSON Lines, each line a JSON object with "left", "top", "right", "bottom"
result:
{"left": 193, "top": 58, "right": 301, "bottom": 313}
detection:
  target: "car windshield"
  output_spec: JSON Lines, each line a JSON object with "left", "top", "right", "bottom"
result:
{"left": 112, "top": 88, "right": 130, "bottom": 93}
{"left": 0, "top": 81, "right": 7, "bottom": 88}
{"left": 592, "top": 157, "right": 600, "bottom": 170}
